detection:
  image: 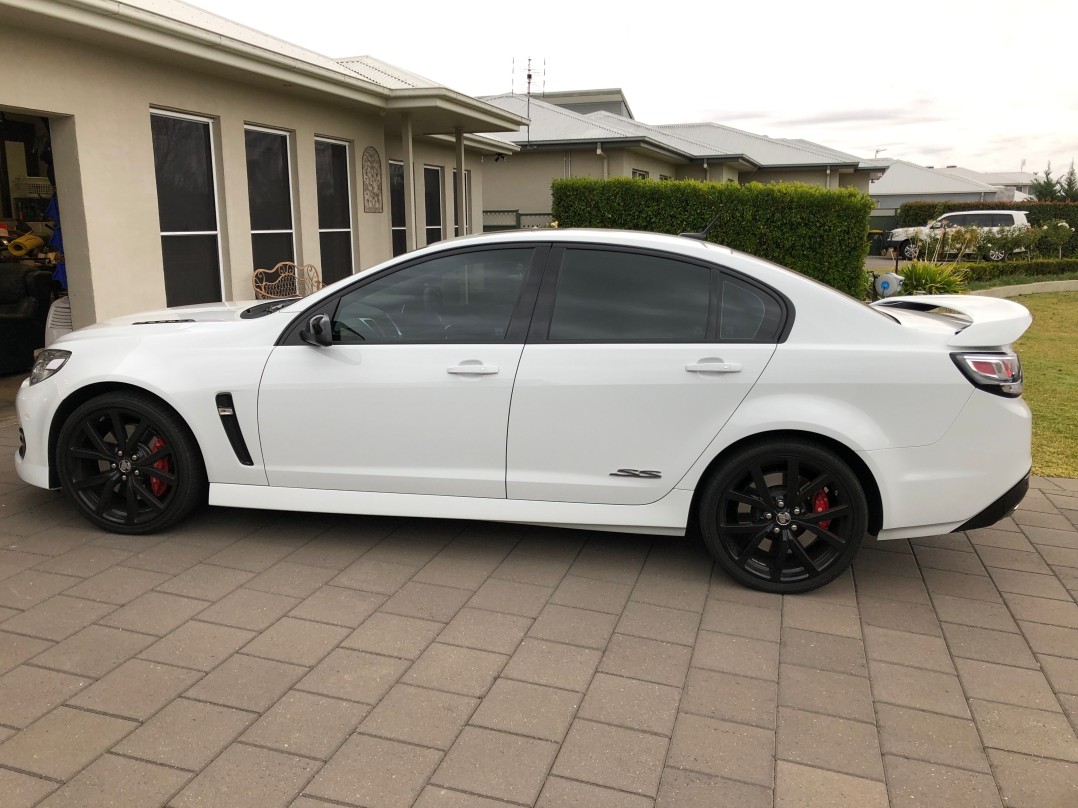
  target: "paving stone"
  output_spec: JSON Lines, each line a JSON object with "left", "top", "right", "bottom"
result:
{"left": 774, "top": 761, "right": 888, "bottom": 808}
{"left": 598, "top": 633, "right": 692, "bottom": 687}
{"left": 305, "top": 733, "right": 442, "bottom": 807}
{"left": 0, "top": 706, "right": 136, "bottom": 780}
{"left": 968, "top": 527, "right": 1036, "bottom": 551}
{"left": 942, "top": 622, "right": 1039, "bottom": 669}
{"left": 413, "top": 556, "right": 500, "bottom": 592}
{"left": 2, "top": 594, "right": 113, "bottom": 641}
{"left": 170, "top": 742, "right": 319, "bottom": 808}
{"left": 956, "top": 657, "right": 1063, "bottom": 711}
{"left": 931, "top": 594, "right": 1019, "bottom": 633}
{"left": 1040, "top": 653, "right": 1078, "bottom": 696}
{"left": 470, "top": 678, "right": 580, "bottom": 743}
{"left": 777, "top": 706, "right": 884, "bottom": 781}
{"left": 578, "top": 672, "right": 680, "bottom": 735}
{"left": 655, "top": 767, "right": 772, "bottom": 808}
{"left": 97, "top": 591, "right": 207, "bottom": 636}
{"left": 35, "top": 545, "right": 130, "bottom": 579}
{"left": 467, "top": 577, "right": 554, "bottom": 618}
{"left": 404, "top": 642, "right": 507, "bottom": 697}
{"left": 708, "top": 571, "right": 783, "bottom": 610}
{"left": 979, "top": 546, "right": 1053, "bottom": 574}
{"left": 282, "top": 534, "right": 379, "bottom": 570}
{"left": 528, "top": 603, "right": 618, "bottom": 650}
{"left": 114, "top": 697, "right": 255, "bottom": 770}
{"left": 550, "top": 574, "right": 633, "bottom": 614}
{"left": 550, "top": 719, "right": 665, "bottom": 797}
{"left": 1003, "top": 591, "right": 1078, "bottom": 628}
{"left": 851, "top": 567, "right": 931, "bottom": 604}
{"left": 37, "top": 754, "right": 190, "bottom": 808}
{"left": 203, "top": 538, "right": 306, "bottom": 575}
{"left": 883, "top": 755, "right": 1003, "bottom": 808}
{"left": 331, "top": 557, "right": 417, "bottom": 595}
{"left": 667, "top": 712, "right": 774, "bottom": 787}
{"left": 155, "top": 563, "right": 256, "bottom": 601}
{"left": 0, "top": 767, "right": 56, "bottom": 807}
{"left": 413, "top": 785, "right": 523, "bottom": 807}
{"left": 439, "top": 607, "right": 532, "bottom": 654}
{"left": 240, "top": 616, "right": 348, "bottom": 667}
{"left": 779, "top": 663, "right": 874, "bottom": 723}
{"left": 989, "top": 567, "right": 1072, "bottom": 599}
{"left": 699, "top": 597, "right": 779, "bottom": 641}
{"left": 361, "top": 683, "right": 478, "bottom": 749}
{"left": 615, "top": 600, "right": 699, "bottom": 646}
{"left": 63, "top": 566, "right": 169, "bottom": 605}
{"left": 987, "top": 748, "right": 1078, "bottom": 808}
{"left": 68, "top": 658, "right": 201, "bottom": 720}
{"left": 629, "top": 573, "right": 709, "bottom": 613}
{"left": 970, "top": 699, "right": 1078, "bottom": 762}
{"left": 782, "top": 598, "right": 860, "bottom": 639}
{"left": 869, "top": 660, "right": 970, "bottom": 718}
{"left": 1020, "top": 620, "right": 1078, "bottom": 658}
{"left": 244, "top": 561, "right": 337, "bottom": 599}
{"left": 681, "top": 666, "right": 778, "bottom": 729}
{"left": 693, "top": 630, "right": 779, "bottom": 680}
{"left": 492, "top": 550, "right": 574, "bottom": 588}
{"left": 121, "top": 541, "right": 217, "bottom": 575}
{"left": 876, "top": 704, "right": 990, "bottom": 773}
{"left": 377, "top": 580, "right": 472, "bottom": 623}
{"left": 297, "top": 648, "right": 409, "bottom": 704}
{"left": 922, "top": 568, "right": 1004, "bottom": 602}
{"left": 911, "top": 533, "right": 976, "bottom": 553}
{"left": 140, "top": 620, "right": 255, "bottom": 672}
{"left": 1014, "top": 509, "right": 1074, "bottom": 531}
{"left": 241, "top": 691, "right": 368, "bottom": 760}
{"left": 0, "top": 630, "right": 52, "bottom": 675}
{"left": 195, "top": 588, "right": 301, "bottom": 631}
{"left": 0, "top": 664, "right": 89, "bottom": 727}
{"left": 800, "top": 567, "right": 857, "bottom": 607}
{"left": 502, "top": 638, "right": 601, "bottom": 692}
{"left": 341, "top": 611, "right": 443, "bottom": 659}
{"left": 856, "top": 595, "right": 943, "bottom": 636}
{"left": 780, "top": 627, "right": 867, "bottom": 677}
{"left": 914, "top": 545, "right": 988, "bottom": 576}
{"left": 288, "top": 585, "right": 384, "bottom": 628}
{"left": 187, "top": 654, "right": 307, "bottom": 712}
{"left": 862, "top": 625, "right": 956, "bottom": 673}
{"left": 31, "top": 624, "right": 155, "bottom": 685}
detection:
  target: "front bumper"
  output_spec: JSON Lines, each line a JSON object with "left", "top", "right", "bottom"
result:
{"left": 956, "top": 472, "right": 1030, "bottom": 532}
{"left": 14, "top": 376, "right": 59, "bottom": 490}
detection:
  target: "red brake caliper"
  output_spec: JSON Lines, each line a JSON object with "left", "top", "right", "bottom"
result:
{"left": 149, "top": 437, "right": 170, "bottom": 497}
{"left": 813, "top": 489, "right": 831, "bottom": 530}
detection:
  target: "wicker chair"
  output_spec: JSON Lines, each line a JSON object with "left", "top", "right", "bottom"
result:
{"left": 252, "top": 262, "right": 323, "bottom": 299}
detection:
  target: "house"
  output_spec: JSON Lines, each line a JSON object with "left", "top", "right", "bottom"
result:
{"left": 477, "top": 90, "right": 886, "bottom": 229}
{"left": 0, "top": 0, "right": 525, "bottom": 328}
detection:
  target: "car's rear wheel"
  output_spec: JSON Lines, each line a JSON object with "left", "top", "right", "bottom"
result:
{"left": 56, "top": 392, "right": 206, "bottom": 534}
{"left": 699, "top": 439, "right": 868, "bottom": 593}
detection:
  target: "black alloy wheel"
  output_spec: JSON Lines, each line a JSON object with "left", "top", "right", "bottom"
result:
{"left": 56, "top": 392, "right": 206, "bottom": 534}
{"left": 700, "top": 439, "right": 868, "bottom": 593}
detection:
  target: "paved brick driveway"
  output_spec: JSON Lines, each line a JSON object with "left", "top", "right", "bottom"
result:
{"left": 1, "top": 421, "right": 1077, "bottom": 807}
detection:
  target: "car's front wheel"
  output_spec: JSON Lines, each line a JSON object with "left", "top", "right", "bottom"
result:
{"left": 900, "top": 241, "right": 920, "bottom": 260}
{"left": 56, "top": 392, "right": 207, "bottom": 534}
{"left": 986, "top": 249, "right": 1006, "bottom": 262}
{"left": 699, "top": 439, "right": 868, "bottom": 594}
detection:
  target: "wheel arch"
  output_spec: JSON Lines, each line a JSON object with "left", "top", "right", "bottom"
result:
{"left": 686, "top": 429, "right": 884, "bottom": 538}
{"left": 47, "top": 382, "right": 206, "bottom": 489}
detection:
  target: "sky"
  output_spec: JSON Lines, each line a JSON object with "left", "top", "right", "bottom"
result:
{"left": 187, "top": 0, "right": 1076, "bottom": 177}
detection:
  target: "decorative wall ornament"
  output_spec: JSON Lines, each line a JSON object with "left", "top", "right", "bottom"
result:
{"left": 362, "top": 146, "right": 383, "bottom": 213}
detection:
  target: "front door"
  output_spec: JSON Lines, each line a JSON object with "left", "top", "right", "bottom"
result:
{"left": 259, "top": 246, "right": 543, "bottom": 497}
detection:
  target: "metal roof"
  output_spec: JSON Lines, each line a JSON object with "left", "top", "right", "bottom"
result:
{"left": 334, "top": 56, "right": 442, "bottom": 90}
{"left": 869, "top": 160, "right": 999, "bottom": 196}
{"left": 480, "top": 94, "right": 644, "bottom": 143}
{"left": 937, "top": 167, "right": 1035, "bottom": 187}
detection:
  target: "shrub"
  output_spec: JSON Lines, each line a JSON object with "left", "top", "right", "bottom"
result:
{"left": 948, "top": 257, "right": 1078, "bottom": 283}
{"left": 551, "top": 177, "right": 874, "bottom": 298}
{"left": 898, "top": 262, "right": 967, "bottom": 294}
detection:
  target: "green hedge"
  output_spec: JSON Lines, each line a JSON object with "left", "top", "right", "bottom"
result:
{"left": 551, "top": 177, "right": 875, "bottom": 298}
{"left": 896, "top": 201, "right": 1078, "bottom": 257}
{"left": 945, "top": 257, "right": 1078, "bottom": 283}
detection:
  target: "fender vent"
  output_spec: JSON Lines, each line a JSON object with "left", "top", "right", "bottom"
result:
{"left": 215, "top": 393, "right": 254, "bottom": 466}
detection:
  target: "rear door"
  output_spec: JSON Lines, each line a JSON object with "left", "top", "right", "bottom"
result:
{"left": 506, "top": 246, "right": 786, "bottom": 505}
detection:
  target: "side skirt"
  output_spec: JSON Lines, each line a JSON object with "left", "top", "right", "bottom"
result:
{"left": 208, "top": 484, "right": 693, "bottom": 536}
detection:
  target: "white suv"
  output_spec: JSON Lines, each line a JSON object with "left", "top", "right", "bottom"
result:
{"left": 887, "top": 210, "right": 1030, "bottom": 260}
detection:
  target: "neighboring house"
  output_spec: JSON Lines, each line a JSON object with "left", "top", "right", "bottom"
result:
{"left": 0, "top": 0, "right": 524, "bottom": 328}
{"left": 478, "top": 90, "right": 885, "bottom": 228}
{"left": 933, "top": 167, "right": 1034, "bottom": 201}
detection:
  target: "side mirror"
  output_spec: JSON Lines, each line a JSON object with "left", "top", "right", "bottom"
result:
{"left": 299, "top": 314, "right": 332, "bottom": 347}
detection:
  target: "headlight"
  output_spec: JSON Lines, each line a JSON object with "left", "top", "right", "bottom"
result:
{"left": 30, "top": 349, "right": 71, "bottom": 385}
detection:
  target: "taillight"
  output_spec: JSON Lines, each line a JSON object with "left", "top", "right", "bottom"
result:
{"left": 950, "top": 351, "right": 1023, "bottom": 397}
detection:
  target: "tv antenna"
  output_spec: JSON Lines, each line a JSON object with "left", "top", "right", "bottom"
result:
{"left": 512, "top": 58, "right": 546, "bottom": 142}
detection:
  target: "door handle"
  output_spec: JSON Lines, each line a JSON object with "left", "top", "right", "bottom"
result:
{"left": 686, "top": 360, "right": 742, "bottom": 373}
{"left": 447, "top": 364, "right": 499, "bottom": 375}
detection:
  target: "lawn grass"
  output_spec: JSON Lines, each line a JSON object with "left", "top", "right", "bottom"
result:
{"left": 966, "top": 272, "right": 1078, "bottom": 291}
{"left": 1013, "top": 292, "right": 1078, "bottom": 478}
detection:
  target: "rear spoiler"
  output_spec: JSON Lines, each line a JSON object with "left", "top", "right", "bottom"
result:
{"left": 872, "top": 294, "right": 1032, "bottom": 347}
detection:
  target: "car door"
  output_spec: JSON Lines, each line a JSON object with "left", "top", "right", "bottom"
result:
{"left": 506, "top": 246, "right": 785, "bottom": 505}
{"left": 258, "top": 245, "right": 545, "bottom": 497}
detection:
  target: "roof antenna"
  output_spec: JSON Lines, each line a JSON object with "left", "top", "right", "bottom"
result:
{"left": 680, "top": 211, "right": 722, "bottom": 241}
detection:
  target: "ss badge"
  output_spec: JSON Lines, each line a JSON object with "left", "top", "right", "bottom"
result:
{"left": 610, "top": 469, "right": 662, "bottom": 478}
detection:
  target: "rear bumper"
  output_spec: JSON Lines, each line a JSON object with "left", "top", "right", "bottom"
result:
{"left": 956, "top": 471, "right": 1030, "bottom": 532}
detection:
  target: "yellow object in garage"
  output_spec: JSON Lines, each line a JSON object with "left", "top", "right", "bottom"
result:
{"left": 7, "top": 233, "right": 44, "bottom": 257}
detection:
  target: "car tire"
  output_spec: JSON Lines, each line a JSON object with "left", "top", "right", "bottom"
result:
{"left": 900, "top": 241, "right": 919, "bottom": 260}
{"left": 699, "top": 438, "right": 868, "bottom": 594}
{"left": 986, "top": 249, "right": 1006, "bottom": 262}
{"left": 56, "top": 392, "right": 207, "bottom": 534}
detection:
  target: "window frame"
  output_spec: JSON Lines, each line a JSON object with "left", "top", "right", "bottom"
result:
{"left": 423, "top": 165, "right": 444, "bottom": 246}
{"left": 245, "top": 124, "right": 297, "bottom": 270}
{"left": 314, "top": 136, "right": 355, "bottom": 283}
{"left": 631, "top": 169, "right": 650, "bottom": 180}
{"left": 389, "top": 159, "right": 406, "bottom": 256}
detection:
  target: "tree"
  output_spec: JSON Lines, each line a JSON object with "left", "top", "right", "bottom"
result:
{"left": 1030, "top": 162, "right": 1060, "bottom": 201}
{"left": 1060, "top": 161, "right": 1078, "bottom": 202}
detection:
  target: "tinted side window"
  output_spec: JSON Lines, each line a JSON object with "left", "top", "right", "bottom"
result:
{"left": 548, "top": 249, "right": 709, "bottom": 341}
{"left": 942, "top": 214, "right": 968, "bottom": 227}
{"left": 989, "top": 213, "right": 1015, "bottom": 227}
{"left": 331, "top": 248, "right": 533, "bottom": 343}
{"left": 968, "top": 213, "right": 994, "bottom": 227}
{"left": 719, "top": 275, "right": 784, "bottom": 341}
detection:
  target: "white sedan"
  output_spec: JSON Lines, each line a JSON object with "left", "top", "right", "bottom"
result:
{"left": 14, "top": 229, "right": 1032, "bottom": 593}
